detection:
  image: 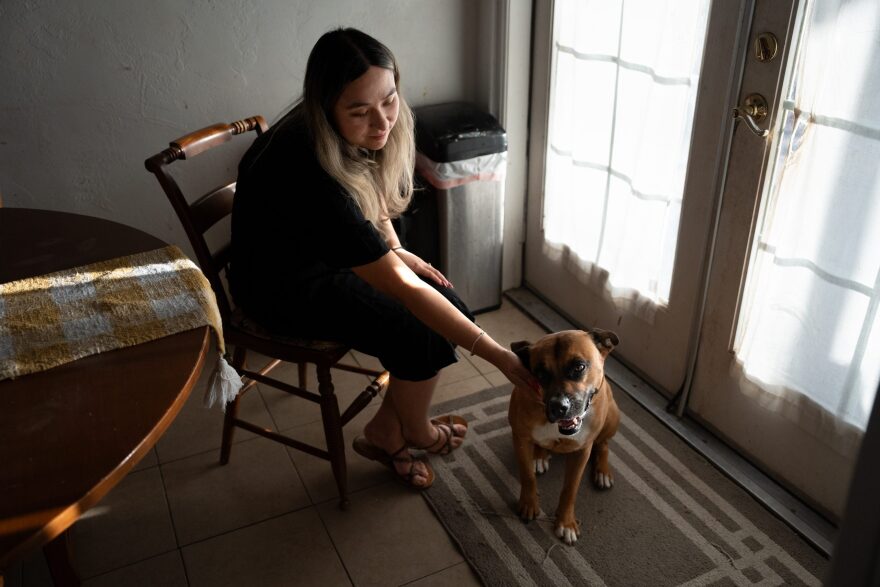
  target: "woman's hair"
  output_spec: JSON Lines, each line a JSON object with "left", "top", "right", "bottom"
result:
{"left": 296, "top": 27, "right": 415, "bottom": 225}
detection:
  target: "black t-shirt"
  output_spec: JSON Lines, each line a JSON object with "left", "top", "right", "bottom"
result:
{"left": 229, "top": 113, "right": 389, "bottom": 314}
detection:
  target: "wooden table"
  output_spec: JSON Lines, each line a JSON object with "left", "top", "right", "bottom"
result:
{"left": 0, "top": 208, "right": 211, "bottom": 585}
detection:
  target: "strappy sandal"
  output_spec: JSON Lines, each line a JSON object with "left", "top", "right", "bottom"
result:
{"left": 352, "top": 437, "right": 435, "bottom": 490}
{"left": 413, "top": 414, "right": 469, "bottom": 456}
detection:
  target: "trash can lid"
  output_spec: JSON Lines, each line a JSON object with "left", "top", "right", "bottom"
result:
{"left": 415, "top": 102, "right": 508, "bottom": 163}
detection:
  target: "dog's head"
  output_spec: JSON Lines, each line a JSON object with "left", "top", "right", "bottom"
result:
{"left": 511, "top": 329, "right": 618, "bottom": 435}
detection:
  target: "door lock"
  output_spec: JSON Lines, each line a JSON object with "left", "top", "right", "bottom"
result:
{"left": 732, "top": 94, "right": 770, "bottom": 138}
{"left": 754, "top": 33, "right": 779, "bottom": 62}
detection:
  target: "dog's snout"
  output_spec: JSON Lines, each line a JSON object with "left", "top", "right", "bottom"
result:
{"left": 547, "top": 395, "right": 571, "bottom": 422}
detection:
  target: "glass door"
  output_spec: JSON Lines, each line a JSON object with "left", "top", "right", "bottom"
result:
{"left": 688, "top": 0, "right": 880, "bottom": 520}
{"left": 525, "top": 0, "right": 763, "bottom": 394}
{"left": 526, "top": 0, "right": 880, "bottom": 520}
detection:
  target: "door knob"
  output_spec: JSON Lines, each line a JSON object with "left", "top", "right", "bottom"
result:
{"left": 733, "top": 94, "right": 770, "bottom": 138}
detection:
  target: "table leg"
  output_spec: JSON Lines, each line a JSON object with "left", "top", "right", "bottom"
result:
{"left": 42, "top": 530, "right": 80, "bottom": 587}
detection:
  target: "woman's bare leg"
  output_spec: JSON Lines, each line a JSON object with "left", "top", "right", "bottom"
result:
{"left": 362, "top": 374, "right": 469, "bottom": 484}
{"left": 362, "top": 379, "right": 432, "bottom": 486}
{"left": 364, "top": 375, "right": 465, "bottom": 453}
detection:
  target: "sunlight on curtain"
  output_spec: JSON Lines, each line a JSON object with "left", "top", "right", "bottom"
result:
{"left": 542, "top": 0, "right": 710, "bottom": 316}
{"left": 735, "top": 0, "right": 880, "bottom": 432}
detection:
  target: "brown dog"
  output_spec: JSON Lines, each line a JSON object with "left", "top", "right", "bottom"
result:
{"left": 508, "top": 329, "right": 620, "bottom": 544}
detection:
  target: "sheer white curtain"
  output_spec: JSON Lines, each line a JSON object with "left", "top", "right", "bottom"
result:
{"left": 735, "top": 0, "right": 880, "bottom": 435}
{"left": 542, "top": 0, "right": 710, "bottom": 318}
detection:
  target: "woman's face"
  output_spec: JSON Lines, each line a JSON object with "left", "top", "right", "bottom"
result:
{"left": 333, "top": 66, "right": 399, "bottom": 150}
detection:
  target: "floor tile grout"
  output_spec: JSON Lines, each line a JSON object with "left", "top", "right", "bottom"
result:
{"left": 397, "top": 561, "right": 473, "bottom": 586}
{"left": 75, "top": 547, "right": 185, "bottom": 585}
{"left": 170, "top": 501, "right": 318, "bottom": 550}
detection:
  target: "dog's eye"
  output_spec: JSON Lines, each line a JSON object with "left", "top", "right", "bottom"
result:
{"left": 566, "top": 362, "right": 587, "bottom": 380}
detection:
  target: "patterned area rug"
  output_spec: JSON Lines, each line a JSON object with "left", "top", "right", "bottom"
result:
{"left": 424, "top": 384, "right": 828, "bottom": 587}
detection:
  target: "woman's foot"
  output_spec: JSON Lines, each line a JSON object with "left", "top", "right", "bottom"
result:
{"left": 352, "top": 438, "right": 434, "bottom": 489}
{"left": 410, "top": 414, "right": 468, "bottom": 455}
{"left": 361, "top": 418, "right": 433, "bottom": 488}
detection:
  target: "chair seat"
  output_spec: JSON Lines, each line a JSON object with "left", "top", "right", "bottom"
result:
{"left": 228, "top": 308, "right": 349, "bottom": 356}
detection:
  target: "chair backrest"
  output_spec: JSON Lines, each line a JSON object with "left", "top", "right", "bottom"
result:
{"left": 145, "top": 116, "right": 268, "bottom": 321}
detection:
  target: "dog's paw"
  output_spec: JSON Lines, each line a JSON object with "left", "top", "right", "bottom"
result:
{"left": 517, "top": 495, "right": 541, "bottom": 522}
{"left": 534, "top": 454, "right": 551, "bottom": 475}
{"left": 555, "top": 519, "right": 581, "bottom": 545}
{"left": 594, "top": 470, "right": 614, "bottom": 489}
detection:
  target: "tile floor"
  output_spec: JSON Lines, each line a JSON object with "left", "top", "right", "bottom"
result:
{"left": 5, "top": 300, "right": 549, "bottom": 587}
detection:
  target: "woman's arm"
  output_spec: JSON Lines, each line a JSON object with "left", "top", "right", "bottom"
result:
{"left": 377, "top": 216, "right": 402, "bottom": 249}
{"left": 352, "top": 251, "right": 535, "bottom": 389}
{"left": 377, "top": 216, "right": 451, "bottom": 288}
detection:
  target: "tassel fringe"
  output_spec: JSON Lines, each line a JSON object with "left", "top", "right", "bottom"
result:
{"left": 204, "top": 354, "right": 243, "bottom": 411}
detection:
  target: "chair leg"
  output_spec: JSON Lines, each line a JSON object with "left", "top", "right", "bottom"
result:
{"left": 298, "top": 362, "right": 308, "bottom": 389}
{"left": 220, "top": 346, "right": 247, "bottom": 465}
{"left": 317, "top": 364, "right": 348, "bottom": 509}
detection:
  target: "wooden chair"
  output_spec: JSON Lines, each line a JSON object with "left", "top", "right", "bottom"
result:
{"left": 145, "top": 116, "right": 389, "bottom": 509}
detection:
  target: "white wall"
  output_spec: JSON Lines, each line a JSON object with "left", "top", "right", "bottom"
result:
{"left": 0, "top": 0, "right": 529, "bottom": 290}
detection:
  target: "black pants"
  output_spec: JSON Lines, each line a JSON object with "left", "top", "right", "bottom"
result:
{"left": 250, "top": 270, "right": 475, "bottom": 381}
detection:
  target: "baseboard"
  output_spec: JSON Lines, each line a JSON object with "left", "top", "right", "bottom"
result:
{"left": 504, "top": 287, "right": 837, "bottom": 557}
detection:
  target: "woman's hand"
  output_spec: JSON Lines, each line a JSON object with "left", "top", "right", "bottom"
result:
{"left": 394, "top": 248, "right": 452, "bottom": 288}
{"left": 495, "top": 348, "right": 540, "bottom": 395}
{"left": 468, "top": 332, "right": 539, "bottom": 395}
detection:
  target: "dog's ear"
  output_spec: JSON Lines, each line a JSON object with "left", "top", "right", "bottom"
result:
{"left": 510, "top": 340, "right": 532, "bottom": 370}
{"left": 586, "top": 328, "right": 619, "bottom": 358}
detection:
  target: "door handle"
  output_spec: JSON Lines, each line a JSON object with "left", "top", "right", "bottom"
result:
{"left": 732, "top": 94, "right": 770, "bottom": 138}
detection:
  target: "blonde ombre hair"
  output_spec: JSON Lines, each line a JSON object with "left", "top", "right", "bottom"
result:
{"left": 298, "top": 28, "right": 415, "bottom": 225}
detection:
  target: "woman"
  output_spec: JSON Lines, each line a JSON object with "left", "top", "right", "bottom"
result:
{"left": 230, "top": 28, "right": 535, "bottom": 489}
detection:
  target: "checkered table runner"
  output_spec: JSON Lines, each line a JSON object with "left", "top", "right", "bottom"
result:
{"left": 0, "top": 245, "right": 242, "bottom": 407}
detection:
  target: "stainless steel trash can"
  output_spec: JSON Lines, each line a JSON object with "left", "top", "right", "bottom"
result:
{"left": 414, "top": 102, "right": 507, "bottom": 313}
